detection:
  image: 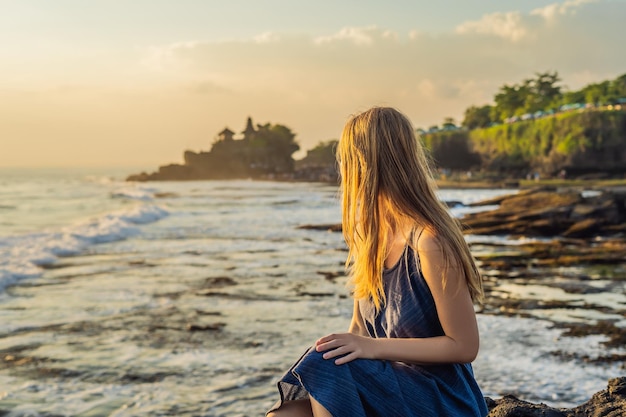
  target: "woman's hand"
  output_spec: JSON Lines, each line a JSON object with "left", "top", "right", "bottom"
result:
{"left": 315, "top": 333, "right": 377, "bottom": 365}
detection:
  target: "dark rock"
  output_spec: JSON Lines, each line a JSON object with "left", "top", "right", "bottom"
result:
{"left": 186, "top": 323, "right": 226, "bottom": 332}
{"left": 203, "top": 276, "right": 237, "bottom": 288}
{"left": 487, "top": 378, "right": 626, "bottom": 416}
{"left": 317, "top": 271, "right": 344, "bottom": 281}
{"left": 608, "top": 378, "right": 626, "bottom": 397}
{"left": 444, "top": 200, "right": 465, "bottom": 208}
{"left": 297, "top": 224, "right": 342, "bottom": 232}
{"left": 154, "top": 192, "right": 179, "bottom": 198}
{"left": 569, "top": 377, "right": 626, "bottom": 416}
{"left": 463, "top": 189, "right": 626, "bottom": 238}
{"left": 562, "top": 218, "right": 602, "bottom": 237}
{"left": 469, "top": 188, "right": 546, "bottom": 207}
{"left": 296, "top": 291, "right": 335, "bottom": 297}
{"left": 556, "top": 321, "right": 626, "bottom": 348}
{"left": 486, "top": 395, "right": 566, "bottom": 416}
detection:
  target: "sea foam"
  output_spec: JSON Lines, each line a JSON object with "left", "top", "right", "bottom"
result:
{"left": 0, "top": 203, "right": 169, "bottom": 292}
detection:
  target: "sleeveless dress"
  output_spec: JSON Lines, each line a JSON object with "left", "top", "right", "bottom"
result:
{"left": 268, "top": 242, "right": 488, "bottom": 416}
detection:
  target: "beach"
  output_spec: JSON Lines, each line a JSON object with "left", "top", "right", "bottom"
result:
{"left": 0, "top": 167, "right": 624, "bottom": 416}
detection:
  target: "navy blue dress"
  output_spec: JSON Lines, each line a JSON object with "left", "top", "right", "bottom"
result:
{"left": 269, "top": 243, "right": 488, "bottom": 416}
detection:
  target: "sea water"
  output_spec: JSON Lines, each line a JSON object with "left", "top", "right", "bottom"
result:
{"left": 0, "top": 167, "right": 623, "bottom": 416}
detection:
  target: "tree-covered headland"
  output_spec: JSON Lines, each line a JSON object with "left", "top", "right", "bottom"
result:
{"left": 423, "top": 72, "right": 626, "bottom": 177}
{"left": 127, "top": 117, "right": 301, "bottom": 181}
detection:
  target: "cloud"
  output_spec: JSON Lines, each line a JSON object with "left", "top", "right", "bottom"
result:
{"left": 314, "top": 26, "right": 390, "bottom": 46}
{"left": 455, "top": 0, "right": 600, "bottom": 42}
{"left": 148, "top": 0, "right": 622, "bottom": 95}
{"left": 138, "top": 0, "right": 622, "bottom": 146}
{"left": 455, "top": 11, "right": 529, "bottom": 42}
{"left": 531, "top": 0, "right": 599, "bottom": 21}
{"left": 2, "top": 0, "right": 624, "bottom": 166}
{"left": 253, "top": 32, "right": 281, "bottom": 44}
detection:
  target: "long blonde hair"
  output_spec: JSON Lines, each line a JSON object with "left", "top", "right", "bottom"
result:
{"left": 337, "top": 107, "right": 483, "bottom": 310}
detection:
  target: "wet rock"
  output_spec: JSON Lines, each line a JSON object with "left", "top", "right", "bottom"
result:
{"left": 486, "top": 395, "right": 566, "bottom": 416}
{"left": 195, "top": 310, "right": 223, "bottom": 316}
{"left": 463, "top": 189, "right": 626, "bottom": 238}
{"left": 154, "top": 192, "right": 179, "bottom": 198}
{"left": 556, "top": 320, "right": 626, "bottom": 348}
{"left": 473, "top": 236, "right": 626, "bottom": 268}
{"left": 551, "top": 350, "right": 626, "bottom": 366}
{"left": 297, "top": 223, "right": 342, "bottom": 232}
{"left": 186, "top": 323, "right": 226, "bottom": 332}
{"left": 296, "top": 291, "right": 335, "bottom": 297}
{"left": 203, "top": 276, "right": 237, "bottom": 288}
{"left": 317, "top": 270, "right": 344, "bottom": 281}
{"left": 487, "top": 378, "right": 626, "bottom": 416}
{"left": 444, "top": 200, "right": 465, "bottom": 208}
{"left": 468, "top": 188, "right": 542, "bottom": 208}
{"left": 563, "top": 218, "right": 603, "bottom": 238}
{"left": 121, "top": 371, "right": 176, "bottom": 383}
{"left": 569, "top": 377, "right": 626, "bottom": 416}
{"left": 2, "top": 353, "right": 50, "bottom": 369}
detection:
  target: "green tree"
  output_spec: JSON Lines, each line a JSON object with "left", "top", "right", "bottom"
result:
{"left": 462, "top": 105, "right": 493, "bottom": 129}
{"left": 442, "top": 117, "right": 457, "bottom": 129}
{"left": 494, "top": 81, "right": 532, "bottom": 120}
{"left": 528, "top": 71, "right": 562, "bottom": 112}
{"left": 493, "top": 72, "right": 563, "bottom": 118}
{"left": 249, "top": 123, "right": 300, "bottom": 173}
{"left": 301, "top": 140, "right": 338, "bottom": 165}
{"left": 422, "top": 131, "right": 481, "bottom": 170}
{"left": 612, "top": 73, "right": 626, "bottom": 98}
{"left": 560, "top": 90, "right": 585, "bottom": 106}
{"left": 582, "top": 81, "right": 610, "bottom": 105}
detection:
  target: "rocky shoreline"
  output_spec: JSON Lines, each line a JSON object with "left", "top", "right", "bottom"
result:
{"left": 486, "top": 377, "right": 626, "bottom": 416}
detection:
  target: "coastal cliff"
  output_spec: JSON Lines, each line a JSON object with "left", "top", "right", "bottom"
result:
{"left": 423, "top": 109, "right": 626, "bottom": 177}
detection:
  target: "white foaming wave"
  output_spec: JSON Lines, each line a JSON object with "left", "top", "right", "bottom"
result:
{"left": 109, "top": 183, "right": 165, "bottom": 201}
{"left": 110, "top": 188, "right": 154, "bottom": 201}
{"left": 84, "top": 174, "right": 118, "bottom": 185}
{"left": 109, "top": 183, "right": 162, "bottom": 201}
{"left": 450, "top": 204, "right": 500, "bottom": 218}
{"left": 115, "top": 204, "right": 169, "bottom": 224}
{"left": 0, "top": 204, "right": 169, "bottom": 292}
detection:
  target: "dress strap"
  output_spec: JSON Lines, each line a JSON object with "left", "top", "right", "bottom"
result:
{"left": 413, "top": 227, "right": 426, "bottom": 272}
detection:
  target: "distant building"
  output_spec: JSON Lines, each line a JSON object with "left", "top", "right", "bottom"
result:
{"left": 242, "top": 117, "right": 256, "bottom": 140}
{"left": 218, "top": 127, "right": 235, "bottom": 142}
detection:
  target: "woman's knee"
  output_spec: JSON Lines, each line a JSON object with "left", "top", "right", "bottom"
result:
{"left": 267, "top": 399, "right": 313, "bottom": 417}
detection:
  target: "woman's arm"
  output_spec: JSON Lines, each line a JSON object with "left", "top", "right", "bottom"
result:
{"left": 316, "top": 230, "right": 480, "bottom": 365}
{"left": 348, "top": 299, "right": 368, "bottom": 336}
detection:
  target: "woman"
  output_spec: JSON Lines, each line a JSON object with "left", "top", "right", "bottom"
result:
{"left": 267, "top": 107, "right": 488, "bottom": 417}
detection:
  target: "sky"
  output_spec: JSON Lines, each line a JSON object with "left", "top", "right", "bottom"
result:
{"left": 0, "top": 0, "right": 625, "bottom": 168}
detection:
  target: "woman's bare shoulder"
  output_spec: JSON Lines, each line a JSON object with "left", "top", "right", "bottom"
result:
{"left": 414, "top": 227, "right": 443, "bottom": 254}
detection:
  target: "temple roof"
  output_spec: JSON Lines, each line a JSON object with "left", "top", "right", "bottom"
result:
{"left": 219, "top": 127, "right": 235, "bottom": 136}
{"left": 242, "top": 117, "right": 256, "bottom": 136}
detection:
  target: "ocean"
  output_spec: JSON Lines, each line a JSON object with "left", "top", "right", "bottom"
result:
{"left": 0, "top": 167, "right": 623, "bottom": 416}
